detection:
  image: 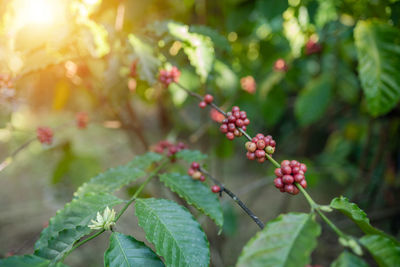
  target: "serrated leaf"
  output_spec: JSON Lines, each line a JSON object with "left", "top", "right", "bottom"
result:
{"left": 330, "top": 196, "right": 399, "bottom": 244}
{"left": 104, "top": 232, "right": 164, "bottom": 267}
{"left": 331, "top": 251, "right": 369, "bottom": 267}
{"left": 360, "top": 235, "right": 400, "bottom": 267}
{"left": 168, "top": 22, "right": 215, "bottom": 82}
{"left": 159, "top": 172, "right": 223, "bottom": 227}
{"left": 75, "top": 152, "right": 163, "bottom": 198}
{"left": 0, "top": 255, "right": 68, "bottom": 267}
{"left": 128, "top": 34, "right": 161, "bottom": 84}
{"left": 236, "top": 213, "right": 321, "bottom": 267}
{"left": 175, "top": 149, "right": 207, "bottom": 163}
{"left": 354, "top": 20, "right": 400, "bottom": 116}
{"left": 135, "top": 198, "right": 210, "bottom": 267}
{"left": 128, "top": 34, "right": 160, "bottom": 84}
{"left": 34, "top": 193, "right": 123, "bottom": 261}
{"left": 190, "top": 25, "right": 231, "bottom": 52}
{"left": 294, "top": 75, "right": 333, "bottom": 126}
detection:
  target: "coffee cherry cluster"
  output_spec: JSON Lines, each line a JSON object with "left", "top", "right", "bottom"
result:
{"left": 199, "top": 94, "right": 214, "bottom": 109}
{"left": 158, "top": 66, "right": 181, "bottom": 87}
{"left": 219, "top": 106, "right": 250, "bottom": 140}
{"left": 245, "top": 134, "right": 276, "bottom": 163}
{"left": 37, "top": 127, "right": 53, "bottom": 145}
{"left": 76, "top": 112, "right": 89, "bottom": 129}
{"left": 187, "top": 162, "right": 206, "bottom": 182}
{"left": 152, "top": 140, "right": 187, "bottom": 158}
{"left": 274, "top": 160, "right": 307, "bottom": 195}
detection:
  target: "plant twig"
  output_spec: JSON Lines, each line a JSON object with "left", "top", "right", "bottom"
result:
{"left": 199, "top": 167, "right": 265, "bottom": 229}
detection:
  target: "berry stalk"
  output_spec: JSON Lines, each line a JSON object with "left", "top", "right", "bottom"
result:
{"left": 199, "top": 167, "right": 265, "bottom": 229}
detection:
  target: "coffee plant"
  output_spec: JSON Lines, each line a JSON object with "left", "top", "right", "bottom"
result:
{"left": 1, "top": 0, "right": 400, "bottom": 266}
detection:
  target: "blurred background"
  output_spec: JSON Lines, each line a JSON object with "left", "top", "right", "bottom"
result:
{"left": 0, "top": 0, "right": 400, "bottom": 266}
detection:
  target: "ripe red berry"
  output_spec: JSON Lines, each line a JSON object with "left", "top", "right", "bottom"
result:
{"left": 274, "top": 178, "right": 284, "bottom": 188}
{"left": 300, "top": 179, "right": 307, "bottom": 188}
{"left": 255, "top": 149, "right": 265, "bottom": 158}
{"left": 243, "top": 118, "right": 250, "bottom": 125}
{"left": 282, "top": 166, "right": 292, "bottom": 175}
{"left": 220, "top": 124, "right": 228, "bottom": 133}
{"left": 257, "top": 157, "right": 266, "bottom": 163}
{"left": 235, "top": 119, "right": 244, "bottom": 127}
{"left": 188, "top": 168, "right": 195, "bottom": 176}
{"left": 158, "top": 66, "right": 181, "bottom": 87}
{"left": 199, "top": 175, "right": 206, "bottom": 182}
{"left": 211, "top": 185, "right": 221, "bottom": 193}
{"left": 199, "top": 101, "right": 207, "bottom": 108}
{"left": 300, "top": 163, "right": 307, "bottom": 172}
{"left": 282, "top": 175, "right": 294, "bottom": 184}
{"left": 246, "top": 152, "right": 256, "bottom": 160}
{"left": 228, "top": 123, "right": 236, "bottom": 131}
{"left": 274, "top": 168, "right": 283, "bottom": 177}
{"left": 226, "top": 132, "right": 235, "bottom": 140}
{"left": 284, "top": 184, "right": 295, "bottom": 194}
{"left": 204, "top": 94, "right": 213, "bottom": 104}
{"left": 191, "top": 162, "right": 200, "bottom": 169}
{"left": 232, "top": 106, "right": 240, "bottom": 112}
{"left": 281, "top": 160, "right": 290, "bottom": 166}
{"left": 257, "top": 140, "right": 266, "bottom": 150}
{"left": 294, "top": 173, "right": 304, "bottom": 183}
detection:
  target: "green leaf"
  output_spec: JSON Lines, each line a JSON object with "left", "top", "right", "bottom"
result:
{"left": 175, "top": 149, "right": 207, "bottom": 163}
{"left": 236, "top": 213, "right": 321, "bottom": 267}
{"left": 74, "top": 152, "right": 163, "bottom": 198}
{"left": 128, "top": 34, "right": 161, "bottom": 84}
{"left": 0, "top": 255, "right": 68, "bottom": 267}
{"left": 135, "top": 198, "right": 210, "bottom": 267}
{"left": 159, "top": 172, "right": 223, "bottom": 227}
{"left": 104, "top": 232, "right": 164, "bottom": 267}
{"left": 330, "top": 196, "right": 399, "bottom": 244}
{"left": 354, "top": 20, "right": 400, "bottom": 116}
{"left": 262, "top": 86, "right": 287, "bottom": 127}
{"left": 360, "top": 235, "right": 400, "bottom": 267}
{"left": 294, "top": 75, "right": 333, "bottom": 126}
{"left": 168, "top": 22, "right": 215, "bottom": 82}
{"left": 190, "top": 25, "right": 231, "bottom": 52}
{"left": 331, "top": 251, "right": 369, "bottom": 267}
{"left": 34, "top": 193, "right": 123, "bottom": 261}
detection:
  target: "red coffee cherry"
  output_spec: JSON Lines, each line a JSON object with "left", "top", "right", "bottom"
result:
{"left": 199, "top": 101, "right": 207, "bottom": 109}
{"left": 211, "top": 185, "right": 221, "bottom": 193}
{"left": 191, "top": 162, "right": 200, "bottom": 169}
{"left": 204, "top": 94, "right": 214, "bottom": 104}
{"left": 305, "top": 39, "right": 322, "bottom": 55}
{"left": 37, "top": 127, "right": 53, "bottom": 145}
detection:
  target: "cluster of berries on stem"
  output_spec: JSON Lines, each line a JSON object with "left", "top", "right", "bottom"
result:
{"left": 274, "top": 160, "right": 307, "bottom": 195}
{"left": 37, "top": 127, "right": 53, "bottom": 145}
{"left": 152, "top": 140, "right": 187, "bottom": 160}
{"left": 158, "top": 66, "right": 181, "bottom": 87}
{"left": 245, "top": 134, "right": 276, "bottom": 163}
{"left": 187, "top": 162, "right": 206, "bottom": 182}
{"left": 198, "top": 94, "right": 214, "bottom": 109}
{"left": 219, "top": 106, "right": 250, "bottom": 140}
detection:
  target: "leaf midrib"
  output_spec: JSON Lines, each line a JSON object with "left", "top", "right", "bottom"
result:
{"left": 137, "top": 199, "right": 191, "bottom": 265}
{"left": 280, "top": 214, "right": 310, "bottom": 267}
{"left": 115, "top": 234, "right": 131, "bottom": 267}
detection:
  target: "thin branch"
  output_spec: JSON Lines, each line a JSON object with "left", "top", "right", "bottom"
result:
{"left": 199, "top": 167, "right": 265, "bottom": 229}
